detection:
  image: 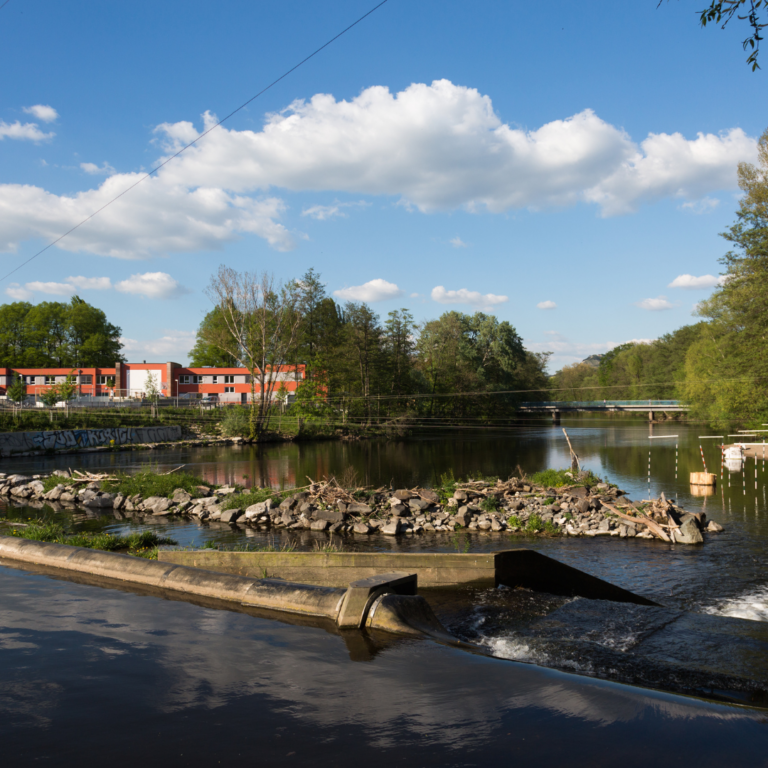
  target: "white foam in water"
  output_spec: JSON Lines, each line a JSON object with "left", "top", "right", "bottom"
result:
{"left": 704, "top": 587, "right": 768, "bottom": 622}
{"left": 480, "top": 633, "right": 549, "bottom": 664}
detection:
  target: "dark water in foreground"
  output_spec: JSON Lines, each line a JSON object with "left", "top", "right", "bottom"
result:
{"left": 3, "top": 417, "right": 768, "bottom": 762}
{"left": 1, "top": 562, "right": 767, "bottom": 768}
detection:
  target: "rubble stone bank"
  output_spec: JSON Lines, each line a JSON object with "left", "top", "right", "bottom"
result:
{"left": 0, "top": 471, "right": 721, "bottom": 545}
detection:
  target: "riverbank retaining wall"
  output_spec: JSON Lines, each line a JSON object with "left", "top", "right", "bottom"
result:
{"left": 0, "top": 425, "right": 183, "bottom": 456}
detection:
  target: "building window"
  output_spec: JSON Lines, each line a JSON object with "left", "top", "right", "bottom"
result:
{"left": 224, "top": 386, "right": 235, "bottom": 393}
{"left": 44, "top": 376, "right": 56, "bottom": 385}
{"left": 97, "top": 375, "right": 113, "bottom": 386}
{"left": 24, "top": 376, "right": 35, "bottom": 385}
{"left": 179, "top": 375, "right": 202, "bottom": 384}
{"left": 80, "top": 375, "right": 93, "bottom": 384}
{"left": 212, "top": 375, "right": 218, "bottom": 384}
{"left": 224, "top": 375, "right": 235, "bottom": 383}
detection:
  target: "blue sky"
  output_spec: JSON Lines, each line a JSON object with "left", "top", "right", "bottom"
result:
{"left": 1, "top": 0, "right": 764, "bottom": 369}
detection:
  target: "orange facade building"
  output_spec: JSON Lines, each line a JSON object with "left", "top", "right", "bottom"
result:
{"left": 0, "top": 361, "right": 305, "bottom": 403}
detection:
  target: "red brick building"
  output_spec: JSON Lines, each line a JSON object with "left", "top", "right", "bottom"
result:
{"left": 0, "top": 362, "right": 305, "bottom": 403}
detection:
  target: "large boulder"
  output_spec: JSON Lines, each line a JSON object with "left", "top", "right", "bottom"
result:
{"left": 381, "top": 520, "right": 401, "bottom": 536}
{"left": 220, "top": 509, "right": 242, "bottom": 523}
{"left": 172, "top": 488, "right": 192, "bottom": 504}
{"left": 674, "top": 517, "right": 704, "bottom": 545}
{"left": 455, "top": 507, "right": 472, "bottom": 527}
{"left": 314, "top": 507, "right": 346, "bottom": 524}
{"left": 347, "top": 502, "right": 372, "bottom": 515}
{"left": 141, "top": 496, "right": 171, "bottom": 514}
{"left": 245, "top": 502, "right": 268, "bottom": 520}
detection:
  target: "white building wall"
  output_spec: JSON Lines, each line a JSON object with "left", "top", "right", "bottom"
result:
{"left": 126, "top": 369, "right": 164, "bottom": 395}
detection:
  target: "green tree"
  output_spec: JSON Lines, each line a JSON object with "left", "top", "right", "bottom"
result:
{"left": 38, "top": 386, "right": 62, "bottom": 408}
{"left": 661, "top": 1, "right": 766, "bottom": 69}
{"left": 340, "top": 302, "right": 385, "bottom": 424}
{"left": 383, "top": 308, "right": 416, "bottom": 399}
{"left": 0, "top": 296, "right": 123, "bottom": 368}
{"left": 66, "top": 296, "right": 123, "bottom": 367}
{"left": 416, "top": 311, "right": 526, "bottom": 419}
{"left": 6, "top": 375, "right": 27, "bottom": 405}
{"left": 189, "top": 307, "right": 241, "bottom": 367}
{"left": 204, "top": 267, "right": 303, "bottom": 438}
{"left": 683, "top": 126, "right": 768, "bottom": 424}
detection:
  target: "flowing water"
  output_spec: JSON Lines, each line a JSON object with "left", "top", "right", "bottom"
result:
{"left": 3, "top": 417, "right": 768, "bottom": 708}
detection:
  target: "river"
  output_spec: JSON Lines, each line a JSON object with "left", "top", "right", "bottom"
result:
{"left": 2, "top": 418, "right": 768, "bottom": 764}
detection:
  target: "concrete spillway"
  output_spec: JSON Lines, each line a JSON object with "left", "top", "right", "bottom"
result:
{"left": 0, "top": 536, "right": 447, "bottom": 638}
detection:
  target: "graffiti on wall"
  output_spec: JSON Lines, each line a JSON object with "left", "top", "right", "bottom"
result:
{"left": 0, "top": 426, "right": 182, "bottom": 456}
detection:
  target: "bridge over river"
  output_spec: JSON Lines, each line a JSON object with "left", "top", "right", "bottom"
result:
{"left": 518, "top": 400, "right": 689, "bottom": 423}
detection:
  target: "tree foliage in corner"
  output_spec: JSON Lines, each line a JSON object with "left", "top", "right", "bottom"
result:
{"left": 683, "top": 126, "right": 768, "bottom": 425}
{"left": 664, "top": 0, "right": 766, "bottom": 69}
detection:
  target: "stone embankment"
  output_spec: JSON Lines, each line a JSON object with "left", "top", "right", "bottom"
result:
{"left": 0, "top": 471, "right": 723, "bottom": 544}
{"left": 0, "top": 424, "right": 255, "bottom": 458}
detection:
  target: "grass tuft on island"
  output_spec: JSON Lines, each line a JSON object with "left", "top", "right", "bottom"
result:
{"left": 529, "top": 468, "right": 604, "bottom": 489}
{"left": 43, "top": 469, "right": 214, "bottom": 499}
{"left": 6, "top": 521, "right": 177, "bottom": 559}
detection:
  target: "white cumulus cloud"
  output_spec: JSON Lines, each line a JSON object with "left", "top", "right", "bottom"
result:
{"left": 80, "top": 162, "right": 116, "bottom": 176}
{"left": 25, "top": 281, "right": 77, "bottom": 296}
{"left": 450, "top": 236, "right": 469, "bottom": 248}
{"left": 636, "top": 295, "right": 675, "bottom": 311}
{"left": 0, "top": 120, "right": 55, "bottom": 142}
{"left": 302, "top": 200, "right": 368, "bottom": 220}
{"left": 527, "top": 333, "right": 657, "bottom": 371}
{"left": 23, "top": 105, "right": 59, "bottom": 123}
{"left": 333, "top": 278, "right": 403, "bottom": 303}
{"left": 431, "top": 285, "right": 508, "bottom": 309}
{"left": 120, "top": 330, "right": 197, "bottom": 363}
{"left": 680, "top": 197, "right": 720, "bottom": 214}
{"left": 5, "top": 283, "right": 33, "bottom": 300}
{"left": 155, "top": 81, "right": 757, "bottom": 216}
{"left": 668, "top": 273, "right": 724, "bottom": 289}
{"left": 66, "top": 275, "right": 112, "bottom": 290}
{"left": 0, "top": 80, "right": 757, "bottom": 260}
{"left": 537, "top": 300, "right": 557, "bottom": 310}
{"left": 115, "top": 272, "right": 190, "bottom": 299}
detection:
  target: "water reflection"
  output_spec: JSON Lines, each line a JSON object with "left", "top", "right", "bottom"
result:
{"left": 1, "top": 563, "right": 766, "bottom": 768}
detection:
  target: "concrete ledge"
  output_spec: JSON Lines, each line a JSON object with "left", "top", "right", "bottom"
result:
{"left": 0, "top": 536, "right": 451, "bottom": 633}
{"left": 159, "top": 549, "right": 658, "bottom": 606}
{"left": 338, "top": 572, "right": 417, "bottom": 629}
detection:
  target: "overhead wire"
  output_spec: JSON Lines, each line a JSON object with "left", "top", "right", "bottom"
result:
{"left": 0, "top": 0, "right": 390, "bottom": 284}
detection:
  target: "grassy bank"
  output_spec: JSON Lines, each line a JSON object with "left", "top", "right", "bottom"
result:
{"left": 0, "top": 406, "right": 222, "bottom": 435}
{"left": 4, "top": 521, "right": 177, "bottom": 559}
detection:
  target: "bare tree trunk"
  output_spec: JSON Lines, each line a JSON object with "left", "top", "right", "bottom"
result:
{"left": 204, "top": 266, "right": 302, "bottom": 441}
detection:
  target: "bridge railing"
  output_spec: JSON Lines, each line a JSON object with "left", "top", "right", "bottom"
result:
{"left": 519, "top": 400, "right": 682, "bottom": 408}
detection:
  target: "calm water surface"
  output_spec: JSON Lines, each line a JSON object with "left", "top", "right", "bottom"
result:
{"left": 1, "top": 562, "right": 767, "bottom": 768}
{"left": 3, "top": 417, "right": 768, "bottom": 762}
{"left": 4, "top": 418, "right": 767, "bottom": 614}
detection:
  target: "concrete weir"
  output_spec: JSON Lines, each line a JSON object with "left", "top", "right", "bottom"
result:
{"left": 159, "top": 548, "right": 659, "bottom": 606}
{"left": 0, "top": 536, "right": 441, "bottom": 637}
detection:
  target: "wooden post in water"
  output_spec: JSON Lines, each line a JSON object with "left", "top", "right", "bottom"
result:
{"left": 562, "top": 428, "right": 579, "bottom": 473}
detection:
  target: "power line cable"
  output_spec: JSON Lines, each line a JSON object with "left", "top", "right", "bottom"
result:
{"left": 0, "top": 0, "right": 390, "bottom": 284}
{"left": 0, "top": 1, "right": 13, "bottom": 11}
